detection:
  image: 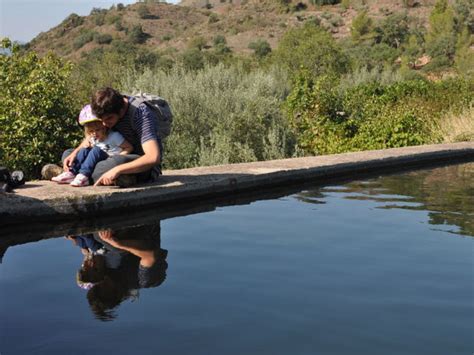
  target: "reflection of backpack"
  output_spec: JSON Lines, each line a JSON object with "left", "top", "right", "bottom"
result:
{"left": 129, "top": 93, "right": 173, "bottom": 139}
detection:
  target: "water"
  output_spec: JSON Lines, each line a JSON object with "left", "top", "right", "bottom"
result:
{"left": 1, "top": 163, "right": 473, "bottom": 354}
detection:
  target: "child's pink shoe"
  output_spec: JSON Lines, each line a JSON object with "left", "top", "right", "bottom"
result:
{"left": 70, "top": 173, "right": 90, "bottom": 187}
{"left": 52, "top": 171, "right": 75, "bottom": 184}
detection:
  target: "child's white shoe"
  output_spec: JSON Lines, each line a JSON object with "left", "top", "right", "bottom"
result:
{"left": 52, "top": 171, "right": 75, "bottom": 184}
{"left": 70, "top": 173, "right": 90, "bottom": 187}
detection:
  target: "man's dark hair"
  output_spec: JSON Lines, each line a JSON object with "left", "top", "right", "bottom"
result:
{"left": 91, "top": 87, "right": 125, "bottom": 118}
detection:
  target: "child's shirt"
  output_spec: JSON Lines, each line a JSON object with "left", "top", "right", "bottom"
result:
{"left": 90, "top": 131, "right": 125, "bottom": 156}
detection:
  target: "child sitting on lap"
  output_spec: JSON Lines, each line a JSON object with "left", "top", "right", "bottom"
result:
{"left": 52, "top": 105, "right": 133, "bottom": 187}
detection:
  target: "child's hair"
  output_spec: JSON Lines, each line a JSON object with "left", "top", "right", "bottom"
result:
{"left": 84, "top": 121, "right": 108, "bottom": 137}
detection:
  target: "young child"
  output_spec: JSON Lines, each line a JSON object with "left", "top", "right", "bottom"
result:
{"left": 52, "top": 104, "right": 133, "bottom": 187}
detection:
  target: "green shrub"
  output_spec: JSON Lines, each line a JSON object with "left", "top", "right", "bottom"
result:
{"left": 425, "top": 0, "right": 457, "bottom": 66}
{"left": 188, "top": 36, "right": 207, "bottom": 51}
{"left": 374, "top": 12, "right": 410, "bottom": 48}
{"left": 73, "top": 30, "right": 95, "bottom": 49}
{"left": 273, "top": 22, "right": 349, "bottom": 77}
{"left": 137, "top": 4, "right": 159, "bottom": 19}
{"left": 455, "top": 28, "right": 474, "bottom": 76}
{"left": 248, "top": 39, "right": 272, "bottom": 59}
{"left": 0, "top": 39, "right": 82, "bottom": 178}
{"left": 120, "top": 64, "right": 294, "bottom": 168}
{"left": 94, "top": 33, "right": 113, "bottom": 45}
{"left": 179, "top": 48, "right": 205, "bottom": 71}
{"left": 310, "top": 0, "right": 341, "bottom": 4}
{"left": 208, "top": 13, "right": 219, "bottom": 24}
{"left": 351, "top": 10, "right": 374, "bottom": 41}
{"left": 137, "top": 4, "right": 150, "bottom": 19}
{"left": 341, "top": 0, "right": 351, "bottom": 10}
{"left": 128, "top": 25, "right": 148, "bottom": 44}
{"left": 60, "top": 13, "right": 84, "bottom": 30}
{"left": 213, "top": 35, "right": 227, "bottom": 47}
{"left": 329, "top": 14, "right": 343, "bottom": 27}
{"left": 343, "top": 40, "right": 399, "bottom": 70}
{"left": 106, "top": 14, "right": 121, "bottom": 25}
{"left": 285, "top": 71, "right": 473, "bottom": 155}
{"left": 91, "top": 8, "right": 107, "bottom": 26}
{"left": 115, "top": 20, "right": 124, "bottom": 31}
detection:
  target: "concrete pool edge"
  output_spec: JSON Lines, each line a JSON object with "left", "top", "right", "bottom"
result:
{"left": 1, "top": 142, "right": 473, "bottom": 227}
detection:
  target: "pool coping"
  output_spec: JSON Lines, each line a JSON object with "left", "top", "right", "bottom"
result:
{"left": 1, "top": 142, "right": 473, "bottom": 230}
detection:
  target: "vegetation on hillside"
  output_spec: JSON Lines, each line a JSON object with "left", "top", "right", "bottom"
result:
{"left": 1, "top": 0, "right": 473, "bottom": 178}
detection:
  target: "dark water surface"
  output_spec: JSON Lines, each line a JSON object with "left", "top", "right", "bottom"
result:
{"left": 1, "top": 163, "right": 473, "bottom": 354}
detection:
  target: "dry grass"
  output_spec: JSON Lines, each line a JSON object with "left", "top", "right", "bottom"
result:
{"left": 438, "top": 106, "right": 474, "bottom": 143}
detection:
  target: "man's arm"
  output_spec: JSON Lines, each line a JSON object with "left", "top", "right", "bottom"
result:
{"left": 94, "top": 139, "right": 160, "bottom": 186}
{"left": 98, "top": 230, "right": 157, "bottom": 267}
{"left": 119, "top": 139, "right": 134, "bottom": 155}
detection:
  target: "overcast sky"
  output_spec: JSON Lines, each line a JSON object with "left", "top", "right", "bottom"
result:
{"left": 0, "top": 0, "right": 178, "bottom": 43}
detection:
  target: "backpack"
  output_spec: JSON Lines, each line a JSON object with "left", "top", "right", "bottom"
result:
{"left": 128, "top": 93, "right": 173, "bottom": 140}
{"left": 0, "top": 167, "right": 25, "bottom": 193}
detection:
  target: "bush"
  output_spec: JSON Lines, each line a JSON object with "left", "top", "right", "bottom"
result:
{"left": 60, "top": 13, "right": 84, "bottom": 31}
{"left": 128, "top": 25, "right": 148, "bottom": 44}
{"left": 120, "top": 64, "right": 294, "bottom": 168}
{"left": 286, "top": 72, "right": 473, "bottom": 155}
{"left": 91, "top": 8, "right": 107, "bottom": 26}
{"left": 425, "top": 0, "right": 457, "bottom": 66}
{"left": 179, "top": 48, "right": 205, "bottom": 71}
{"left": 94, "top": 33, "right": 113, "bottom": 45}
{"left": 137, "top": 4, "right": 159, "bottom": 19}
{"left": 341, "top": 0, "right": 351, "bottom": 10}
{"left": 188, "top": 36, "right": 207, "bottom": 51}
{"left": 0, "top": 39, "right": 82, "bottom": 178}
{"left": 310, "top": 0, "right": 341, "bottom": 4}
{"left": 208, "top": 13, "right": 219, "bottom": 24}
{"left": 213, "top": 35, "right": 226, "bottom": 47}
{"left": 115, "top": 20, "right": 124, "bottom": 31}
{"left": 273, "top": 22, "right": 349, "bottom": 77}
{"left": 248, "top": 39, "right": 272, "bottom": 59}
{"left": 343, "top": 40, "right": 399, "bottom": 70}
{"left": 73, "top": 30, "right": 95, "bottom": 49}
{"left": 374, "top": 12, "right": 410, "bottom": 48}
{"left": 137, "top": 4, "right": 150, "bottom": 19}
{"left": 351, "top": 11, "right": 374, "bottom": 41}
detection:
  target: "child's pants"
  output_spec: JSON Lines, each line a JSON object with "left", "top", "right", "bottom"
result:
{"left": 71, "top": 147, "right": 109, "bottom": 177}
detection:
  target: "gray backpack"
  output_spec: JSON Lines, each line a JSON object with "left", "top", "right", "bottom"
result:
{"left": 129, "top": 92, "right": 173, "bottom": 139}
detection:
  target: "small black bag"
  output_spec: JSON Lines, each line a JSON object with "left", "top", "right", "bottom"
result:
{"left": 0, "top": 167, "right": 25, "bottom": 193}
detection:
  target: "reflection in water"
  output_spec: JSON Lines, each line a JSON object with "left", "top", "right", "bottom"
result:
{"left": 1, "top": 162, "right": 473, "bottom": 354}
{"left": 296, "top": 162, "right": 474, "bottom": 237}
{"left": 67, "top": 222, "right": 168, "bottom": 321}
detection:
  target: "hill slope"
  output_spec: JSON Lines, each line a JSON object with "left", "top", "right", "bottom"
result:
{"left": 27, "top": 0, "right": 437, "bottom": 60}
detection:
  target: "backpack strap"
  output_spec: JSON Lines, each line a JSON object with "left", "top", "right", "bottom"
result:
{"left": 127, "top": 96, "right": 145, "bottom": 131}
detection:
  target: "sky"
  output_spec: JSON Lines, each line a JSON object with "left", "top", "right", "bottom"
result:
{"left": 0, "top": 0, "right": 178, "bottom": 43}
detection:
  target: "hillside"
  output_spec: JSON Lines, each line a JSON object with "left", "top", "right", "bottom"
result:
{"left": 27, "top": 0, "right": 438, "bottom": 60}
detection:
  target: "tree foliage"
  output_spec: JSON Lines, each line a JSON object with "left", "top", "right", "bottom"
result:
{"left": 274, "top": 22, "right": 349, "bottom": 77}
{"left": 0, "top": 39, "right": 82, "bottom": 177}
{"left": 351, "top": 11, "right": 374, "bottom": 41}
{"left": 286, "top": 71, "right": 473, "bottom": 155}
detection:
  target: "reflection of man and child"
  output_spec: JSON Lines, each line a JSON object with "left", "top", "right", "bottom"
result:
{"left": 46, "top": 87, "right": 167, "bottom": 187}
{"left": 66, "top": 223, "right": 168, "bottom": 321}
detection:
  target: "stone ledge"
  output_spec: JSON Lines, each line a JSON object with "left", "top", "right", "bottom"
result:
{"left": 1, "top": 142, "right": 473, "bottom": 227}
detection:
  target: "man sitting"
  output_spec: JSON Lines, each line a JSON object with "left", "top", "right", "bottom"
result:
{"left": 63, "top": 87, "right": 163, "bottom": 186}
